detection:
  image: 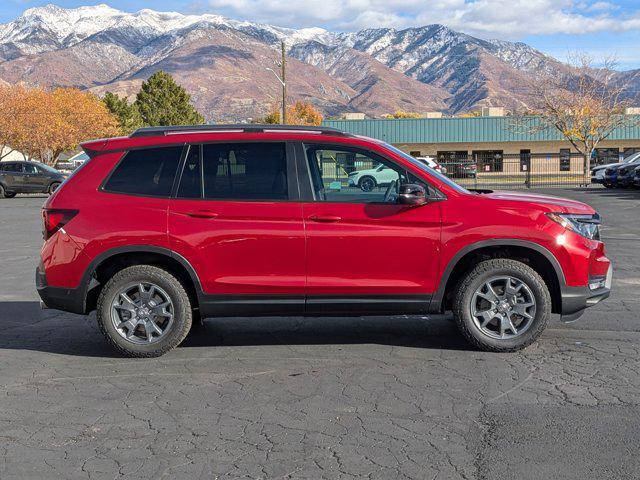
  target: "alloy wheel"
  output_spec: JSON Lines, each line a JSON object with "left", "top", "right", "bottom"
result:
{"left": 471, "top": 276, "right": 536, "bottom": 340}
{"left": 110, "top": 282, "right": 174, "bottom": 345}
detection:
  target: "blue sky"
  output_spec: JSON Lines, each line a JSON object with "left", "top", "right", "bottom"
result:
{"left": 3, "top": 0, "right": 640, "bottom": 69}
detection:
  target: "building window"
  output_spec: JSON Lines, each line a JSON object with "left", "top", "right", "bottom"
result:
{"left": 409, "top": 151, "right": 421, "bottom": 157}
{"left": 473, "top": 150, "right": 504, "bottom": 172}
{"left": 559, "top": 149, "right": 571, "bottom": 172}
{"left": 594, "top": 148, "right": 619, "bottom": 166}
{"left": 520, "top": 150, "right": 531, "bottom": 172}
{"left": 623, "top": 148, "right": 640, "bottom": 159}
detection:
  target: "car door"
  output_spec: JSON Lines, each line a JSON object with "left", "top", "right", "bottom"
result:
{"left": 168, "top": 141, "right": 306, "bottom": 315}
{"left": 300, "top": 143, "right": 443, "bottom": 315}
{"left": 0, "top": 162, "right": 25, "bottom": 191}
{"left": 23, "top": 162, "right": 48, "bottom": 192}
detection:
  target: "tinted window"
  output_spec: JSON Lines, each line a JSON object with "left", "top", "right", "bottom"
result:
{"left": 23, "top": 163, "right": 38, "bottom": 174}
{"left": 200, "top": 143, "right": 288, "bottom": 200}
{"left": 104, "top": 146, "right": 183, "bottom": 197}
{"left": 177, "top": 145, "right": 202, "bottom": 199}
{"left": 1, "top": 163, "right": 22, "bottom": 173}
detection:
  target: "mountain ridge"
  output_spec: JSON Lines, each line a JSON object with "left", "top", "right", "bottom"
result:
{"left": 0, "top": 4, "right": 634, "bottom": 120}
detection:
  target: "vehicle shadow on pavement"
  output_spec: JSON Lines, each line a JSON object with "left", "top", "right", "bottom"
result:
{"left": 0, "top": 301, "right": 472, "bottom": 356}
{"left": 182, "top": 315, "right": 471, "bottom": 351}
{"left": 574, "top": 188, "right": 640, "bottom": 200}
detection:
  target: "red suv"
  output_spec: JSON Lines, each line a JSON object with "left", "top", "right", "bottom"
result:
{"left": 37, "top": 125, "right": 612, "bottom": 357}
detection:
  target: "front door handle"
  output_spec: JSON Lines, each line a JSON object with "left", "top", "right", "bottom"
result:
{"left": 308, "top": 214, "right": 342, "bottom": 223}
{"left": 185, "top": 210, "right": 219, "bottom": 219}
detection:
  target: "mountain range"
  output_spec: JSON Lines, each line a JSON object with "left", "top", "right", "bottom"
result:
{"left": 0, "top": 4, "right": 638, "bottom": 121}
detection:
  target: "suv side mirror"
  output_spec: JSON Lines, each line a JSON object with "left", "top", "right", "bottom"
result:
{"left": 398, "top": 183, "right": 428, "bottom": 206}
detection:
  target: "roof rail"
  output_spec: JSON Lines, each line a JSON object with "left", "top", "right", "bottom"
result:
{"left": 130, "top": 124, "right": 350, "bottom": 138}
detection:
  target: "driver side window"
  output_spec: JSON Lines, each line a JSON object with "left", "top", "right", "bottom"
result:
{"left": 304, "top": 144, "right": 419, "bottom": 203}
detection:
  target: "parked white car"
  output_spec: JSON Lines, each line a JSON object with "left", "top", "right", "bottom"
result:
{"left": 415, "top": 156, "right": 447, "bottom": 174}
{"left": 348, "top": 164, "right": 400, "bottom": 191}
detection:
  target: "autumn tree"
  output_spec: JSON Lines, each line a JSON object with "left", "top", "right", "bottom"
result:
{"left": 0, "top": 84, "right": 29, "bottom": 160}
{"left": 516, "top": 54, "right": 638, "bottom": 182}
{"left": 134, "top": 71, "right": 205, "bottom": 126}
{"left": 103, "top": 92, "right": 143, "bottom": 134}
{"left": 0, "top": 86, "right": 118, "bottom": 165}
{"left": 262, "top": 101, "right": 323, "bottom": 126}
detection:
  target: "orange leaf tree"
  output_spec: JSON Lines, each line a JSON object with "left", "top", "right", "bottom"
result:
{"left": 262, "top": 101, "right": 323, "bottom": 126}
{"left": 0, "top": 86, "right": 119, "bottom": 165}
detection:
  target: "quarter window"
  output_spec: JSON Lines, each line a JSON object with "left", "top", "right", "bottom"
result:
{"left": 104, "top": 146, "right": 183, "bottom": 197}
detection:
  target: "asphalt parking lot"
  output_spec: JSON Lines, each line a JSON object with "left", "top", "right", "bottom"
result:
{"left": 1, "top": 188, "right": 639, "bottom": 479}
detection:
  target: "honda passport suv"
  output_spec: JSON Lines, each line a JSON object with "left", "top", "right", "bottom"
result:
{"left": 37, "top": 125, "right": 612, "bottom": 357}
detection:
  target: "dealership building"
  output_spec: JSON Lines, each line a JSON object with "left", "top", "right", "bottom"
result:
{"left": 323, "top": 113, "right": 640, "bottom": 174}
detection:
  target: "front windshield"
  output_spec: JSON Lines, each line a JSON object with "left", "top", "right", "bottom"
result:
{"left": 383, "top": 143, "right": 470, "bottom": 194}
{"left": 37, "top": 163, "right": 59, "bottom": 174}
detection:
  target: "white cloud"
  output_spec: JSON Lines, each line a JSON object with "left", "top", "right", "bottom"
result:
{"left": 205, "top": 0, "right": 640, "bottom": 38}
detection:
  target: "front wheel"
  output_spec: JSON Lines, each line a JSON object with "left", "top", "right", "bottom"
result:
{"left": 96, "top": 265, "right": 193, "bottom": 357}
{"left": 49, "top": 182, "right": 61, "bottom": 194}
{"left": 453, "top": 259, "right": 551, "bottom": 352}
{"left": 358, "top": 176, "right": 376, "bottom": 192}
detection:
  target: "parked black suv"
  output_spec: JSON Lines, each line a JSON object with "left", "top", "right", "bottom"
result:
{"left": 0, "top": 161, "right": 66, "bottom": 198}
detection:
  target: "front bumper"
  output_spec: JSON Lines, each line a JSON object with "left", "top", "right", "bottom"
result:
{"left": 560, "top": 266, "right": 612, "bottom": 322}
{"left": 36, "top": 264, "right": 86, "bottom": 314}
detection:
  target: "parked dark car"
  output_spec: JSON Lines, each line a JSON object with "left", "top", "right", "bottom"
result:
{"left": 592, "top": 152, "right": 640, "bottom": 186}
{"left": 603, "top": 156, "right": 640, "bottom": 188}
{"left": 447, "top": 161, "right": 477, "bottom": 179}
{"left": 634, "top": 166, "right": 640, "bottom": 188}
{"left": 0, "top": 161, "right": 66, "bottom": 198}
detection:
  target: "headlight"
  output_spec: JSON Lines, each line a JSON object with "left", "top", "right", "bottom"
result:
{"left": 547, "top": 213, "right": 601, "bottom": 240}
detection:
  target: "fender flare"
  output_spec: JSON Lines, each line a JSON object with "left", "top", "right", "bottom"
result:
{"left": 81, "top": 245, "right": 205, "bottom": 311}
{"left": 428, "top": 239, "right": 566, "bottom": 313}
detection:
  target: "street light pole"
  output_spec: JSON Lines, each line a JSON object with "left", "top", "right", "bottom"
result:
{"left": 266, "top": 41, "right": 287, "bottom": 125}
{"left": 280, "top": 40, "right": 286, "bottom": 125}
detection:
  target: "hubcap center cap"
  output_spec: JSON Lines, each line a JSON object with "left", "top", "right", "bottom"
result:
{"left": 497, "top": 300, "right": 511, "bottom": 314}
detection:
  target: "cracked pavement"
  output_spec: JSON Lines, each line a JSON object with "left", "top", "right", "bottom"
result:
{"left": 1, "top": 188, "right": 639, "bottom": 479}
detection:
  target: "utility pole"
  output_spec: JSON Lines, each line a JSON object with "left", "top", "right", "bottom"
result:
{"left": 266, "top": 41, "right": 287, "bottom": 125}
{"left": 281, "top": 40, "right": 286, "bottom": 125}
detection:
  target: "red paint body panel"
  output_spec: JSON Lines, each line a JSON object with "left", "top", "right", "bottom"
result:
{"left": 168, "top": 199, "right": 305, "bottom": 294}
{"left": 41, "top": 130, "right": 611, "bottom": 310}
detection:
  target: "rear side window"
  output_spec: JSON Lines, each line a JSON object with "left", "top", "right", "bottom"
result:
{"left": 1, "top": 163, "right": 22, "bottom": 173}
{"left": 177, "top": 142, "right": 288, "bottom": 200}
{"left": 104, "top": 146, "right": 183, "bottom": 197}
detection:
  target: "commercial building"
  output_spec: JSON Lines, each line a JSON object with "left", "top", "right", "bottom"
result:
{"left": 323, "top": 114, "right": 640, "bottom": 176}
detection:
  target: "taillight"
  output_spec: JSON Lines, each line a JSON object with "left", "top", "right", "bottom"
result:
{"left": 42, "top": 209, "right": 78, "bottom": 240}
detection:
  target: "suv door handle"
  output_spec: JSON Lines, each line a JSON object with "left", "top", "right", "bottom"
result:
{"left": 185, "top": 210, "right": 219, "bottom": 219}
{"left": 308, "top": 214, "right": 342, "bottom": 223}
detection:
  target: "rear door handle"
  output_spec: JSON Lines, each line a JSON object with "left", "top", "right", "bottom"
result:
{"left": 308, "top": 214, "right": 342, "bottom": 223}
{"left": 185, "top": 210, "right": 219, "bottom": 219}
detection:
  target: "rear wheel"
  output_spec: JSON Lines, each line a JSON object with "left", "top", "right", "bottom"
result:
{"left": 96, "top": 265, "right": 193, "bottom": 357}
{"left": 49, "top": 182, "right": 61, "bottom": 194}
{"left": 453, "top": 259, "right": 551, "bottom": 352}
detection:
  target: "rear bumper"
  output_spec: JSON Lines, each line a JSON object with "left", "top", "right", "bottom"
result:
{"left": 36, "top": 265, "right": 86, "bottom": 314}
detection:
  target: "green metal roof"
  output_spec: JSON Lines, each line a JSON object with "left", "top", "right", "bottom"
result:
{"left": 322, "top": 116, "right": 640, "bottom": 144}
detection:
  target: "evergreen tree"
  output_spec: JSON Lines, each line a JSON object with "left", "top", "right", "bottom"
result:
{"left": 134, "top": 71, "right": 205, "bottom": 126}
{"left": 102, "top": 92, "right": 143, "bottom": 134}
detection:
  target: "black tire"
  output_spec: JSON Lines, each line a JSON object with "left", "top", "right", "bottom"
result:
{"left": 358, "top": 176, "right": 376, "bottom": 192}
{"left": 0, "top": 184, "right": 7, "bottom": 198}
{"left": 452, "top": 258, "right": 551, "bottom": 352}
{"left": 96, "top": 265, "right": 193, "bottom": 357}
{"left": 49, "top": 182, "right": 61, "bottom": 194}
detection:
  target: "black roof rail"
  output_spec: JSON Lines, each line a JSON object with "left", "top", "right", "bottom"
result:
{"left": 130, "top": 124, "right": 350, "bottom": 138}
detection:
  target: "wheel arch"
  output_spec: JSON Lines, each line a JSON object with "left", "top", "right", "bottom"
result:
{"left": 82, "top": 246, "right": 203, "bottom": 314}
{"left": 429, "top": 240, "right": 565, "bottom": 315}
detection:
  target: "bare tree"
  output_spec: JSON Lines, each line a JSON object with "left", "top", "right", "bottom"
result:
{"left": 513, "top": 53, "right": 638, "bottom": 183}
